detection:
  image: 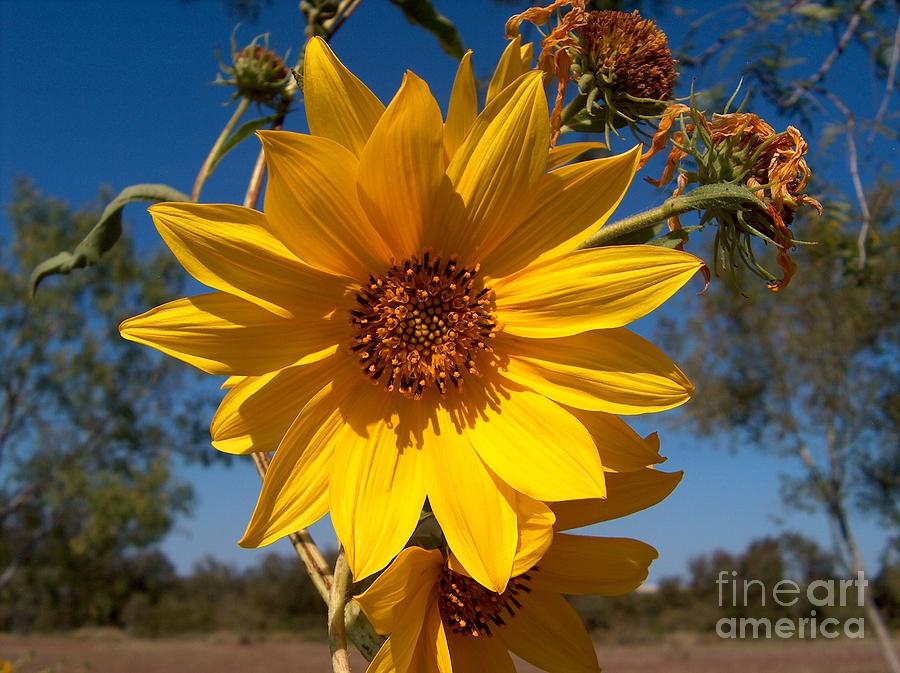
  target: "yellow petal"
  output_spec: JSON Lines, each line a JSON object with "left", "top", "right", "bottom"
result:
{"left": 445, "top": 72, "right": 550, "bottom": 263}
{"left": 551, "top": 468, "right": 683, "bottom": 530}
{"left": 545, "top": 141, "right": 606, "bottom": 170}
{"left": 357, "top": 72, "right": 445, "bottom": 260}
{"left": 148, "top": 202, "right": 348, "bottom": 319}
{"left": 422, "top": 602, "right": 453, "bottom": 673}
{"left": 221, "top": 375, "right": 243, "bottom": 389}
{"left": 444, "top": 51, "right": 477, "bottom": 160}
{"left": 486, "top": 36, "right": 531, "bottom": 103}
{"left": 120, "top": 293, "right": 320, "bottom": 375}
{"left": 531, "top": 534, "right": 657, "bottom": 595}
{"left": 238, "top": 366, "right": 362, "bottom": 548}
{"left": 330, "top": 399, "right": 427, "bottom": 581}
{"left": 498, "top": 330, "right": 694, "bottom": 414}
{"left": 481, "top": 147, "right": 640, "bottom": 279}
{"left": 512, "top": 495, "right": 555, "bottom": 577}
{"left": 210, "top": 356, "right": 339, "bottom": 455}
{"left": 566, "top": 410, "right": 664, "bottom": 472}
{"left": 498, "top": 589, "right": 599, "bottom": 673}
{"left": 422, "top": 405, "right": 518, "bottom": 593}
{"left": 492, "top": 246, "right": 703, "bottom": 337}
{"left": 462, "top": 376, "right": 606, "bottom": 501}
{"left": 303, "top": 37, "right": 385, "bottom": 156}
{"left": 448, "top": 631, "right": 516, "bottom": 673}
{"left": 260, "top": 130, "right": 393, "bottom": 280}
{"left": 355, "top": 546, "right": 442, "bottom": 634}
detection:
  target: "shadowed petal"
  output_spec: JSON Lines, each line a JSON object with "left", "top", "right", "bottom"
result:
{"left": 551, "top": 469, "right": 683, "bottom": 530}
{"left": 530, "top": 534, "right": 658, "bottom": 595}
{"left": 498, "top": 589, "right": 599, "bottom": 673}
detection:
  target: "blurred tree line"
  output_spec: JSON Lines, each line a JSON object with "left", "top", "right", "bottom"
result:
{"left": 576, "top": 532, "right": 900, "bottom": 643}
{"left": 0, "top": 182, "right": 213, "bottom": 629}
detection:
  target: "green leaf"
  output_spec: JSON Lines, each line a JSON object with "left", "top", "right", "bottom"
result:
{"left": 207, "top": 115, "right": 277, "bottom": 178}
{"left": 647, "top": 225, "right": 704, "bottom": 249}
{"left": 388, "top": 0, "right": 466, "bottom": 60}
{"left": 30, "top": 184, "right": 190, "bottom": 296}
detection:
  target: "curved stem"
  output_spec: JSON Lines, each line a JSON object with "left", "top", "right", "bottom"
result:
{"left": 578, "top": 182, "right": 764, "bottom": 249}
{"left": 329, "top": 549, "right": 353, "bottom": 673}
{"left": 578, "top": 199, "right": 691, "bottom": 248}
{"left": 192, "top": 97, "right": 251, "bottom": 202}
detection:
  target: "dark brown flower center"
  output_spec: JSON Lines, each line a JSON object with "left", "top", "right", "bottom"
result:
{"left": 350, "top": 254, "right": 497, "bottom": 399}
{"left": 437, "top": 566, "right": 534, "bottom": 638}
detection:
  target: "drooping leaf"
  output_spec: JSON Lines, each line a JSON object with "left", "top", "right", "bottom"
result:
{"left": 30, "top": 184, "right": 190, "bottom": 295}
{"left": 388, "top": 0, "right": 466, "bottom": 60}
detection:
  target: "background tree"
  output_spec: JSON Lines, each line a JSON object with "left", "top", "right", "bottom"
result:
{"left": 660, "top": 196, "right": 899, "bottom": 665}
{"left": 0, "top": 180, "right": 213, "bottom": 629}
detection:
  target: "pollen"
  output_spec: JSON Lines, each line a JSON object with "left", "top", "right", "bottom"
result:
{"left": 350, "top": 253, "right": 498, "bottom": 399}
{"left": 437, "top": 566, "right": 534, "bottom": 638}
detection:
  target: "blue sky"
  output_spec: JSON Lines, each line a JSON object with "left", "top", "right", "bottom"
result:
{"left": 0, "top": 0, "right": 889, "bottom": 581}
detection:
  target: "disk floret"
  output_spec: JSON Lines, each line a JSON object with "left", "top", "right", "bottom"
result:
{"left": 350, "top": 254, "right": 497, "bottom": 398}
{"left": 437, "top": 566, "right": 534, "bottom": 638}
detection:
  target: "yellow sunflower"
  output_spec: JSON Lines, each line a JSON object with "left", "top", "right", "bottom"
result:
{"left": 355, "top": 467, "right": 681, "bottom": 673}
{"left": 120, "top": 37, "right": 701, "bottom": 591}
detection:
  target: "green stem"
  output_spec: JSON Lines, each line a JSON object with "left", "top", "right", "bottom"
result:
{"left": 578, "top": 199, "right": 690, "bottom": 248}
{"left": 558, "top": 92, "right": 588, "bottom": 131}
{"left": 191, "top": 97, "right": 251, "bottom": 202}
{"left": 578, "top": 182, "right": 766, "bottom": 248}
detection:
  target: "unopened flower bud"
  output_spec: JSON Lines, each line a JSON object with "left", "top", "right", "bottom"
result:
{"left": 216, "top": 33, "right": 292, "bottom": 108}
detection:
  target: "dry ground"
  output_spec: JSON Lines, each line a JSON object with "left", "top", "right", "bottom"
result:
{"left": 0, "top": 631, "right": 895, "bottom": 673}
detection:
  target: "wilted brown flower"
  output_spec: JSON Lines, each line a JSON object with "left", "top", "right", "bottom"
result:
{"left": 643, "top": 104, "right": 823, "bottom": 290}
{"left": 506, "top": 1, "right": 676, "bottom": 142}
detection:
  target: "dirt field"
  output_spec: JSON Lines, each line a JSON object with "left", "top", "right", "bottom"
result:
{"left": 0, "top": 631, "right": 895, "bottom": 673}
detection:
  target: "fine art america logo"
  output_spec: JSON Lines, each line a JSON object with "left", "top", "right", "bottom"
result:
{"left": 715, "top": 570, "right": 867, "bottom": 639}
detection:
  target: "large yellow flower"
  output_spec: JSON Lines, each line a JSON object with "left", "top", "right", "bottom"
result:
{"left": 355, "top": 467, "right": 681, "bottom": 673}
{"left": 120, "top": 37, "right": 701, "bottom": 591}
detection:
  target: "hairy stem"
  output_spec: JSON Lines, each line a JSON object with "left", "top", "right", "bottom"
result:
{"left": 329, "top": 549, "right": 353, "bottom": 673}
{"left": 192, "top": 97, "right": 251, "bottom": 202}
{"left": 578, "top": 183, "right": 764, "bottom": 249}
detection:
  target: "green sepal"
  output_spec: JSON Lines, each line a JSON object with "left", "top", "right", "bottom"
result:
{"left": 30, "top": 183, "right": 190, "bottom": 296}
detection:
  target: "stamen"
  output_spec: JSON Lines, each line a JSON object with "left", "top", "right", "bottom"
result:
{"left": 437, "top": 566, "right": 535, "bottom": 638}
{"left": 350, "top": 254, "right": 498, "bottom": 399}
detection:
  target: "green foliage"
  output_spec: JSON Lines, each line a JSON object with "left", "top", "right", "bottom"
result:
{"left": 124, "top": 554, "right": 329, "bottom": 637}
{"left": 389, "top": 0, "right": 467, "bottom": 60}
{"left": 29, "top": 184, "right": 190, "bottom": 295}
{"left": 0, "top": 180, "right": 213, "bottom": 630}
{"left": 659, "top": 190, "right": 899, "bottom": 539}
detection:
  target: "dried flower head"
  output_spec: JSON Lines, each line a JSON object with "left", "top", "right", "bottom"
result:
{"left": 506, "top": 1, "right": 676, "bottom": 143}
{"left": 216, "top": 32, "right": 292, "bottom": 108}
{"left": 643, "top": 103, "right": 823, "bottom": 290}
